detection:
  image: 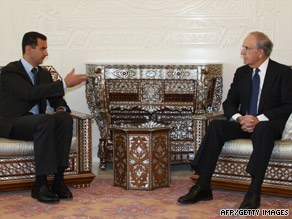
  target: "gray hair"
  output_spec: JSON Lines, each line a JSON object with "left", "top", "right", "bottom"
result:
{"left": 249, "top": 31, "right": 273, "bottom": 57}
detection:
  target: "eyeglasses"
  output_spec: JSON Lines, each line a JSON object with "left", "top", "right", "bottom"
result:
{"left": 241, "top": 45, "right": 258, "bottom": 52}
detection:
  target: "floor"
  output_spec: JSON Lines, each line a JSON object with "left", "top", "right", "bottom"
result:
{"left": 94, "top": 163, "right": 194, "bottom": 181}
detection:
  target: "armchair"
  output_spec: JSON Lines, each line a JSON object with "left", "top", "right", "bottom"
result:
{"left": 192, "top": 112, "right": 292, "bottom": 197}
{"left": 0, "top": 66, "right": 95, "bottom": 191}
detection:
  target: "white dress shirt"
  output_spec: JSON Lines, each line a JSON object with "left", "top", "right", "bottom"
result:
{"left": 231, "top": 58, "right": 270, "bottom": 122}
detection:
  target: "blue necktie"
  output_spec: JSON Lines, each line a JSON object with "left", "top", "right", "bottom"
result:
{"left": 248, "top": 68, "right": 260, "bottom": 116}
{"left": 32, "top": 67, "right": 38, "bottom": 85}
{"left": 30, "top": 67, "right": 39, "bottom": 114}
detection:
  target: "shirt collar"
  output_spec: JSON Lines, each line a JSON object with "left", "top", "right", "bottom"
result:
{"left": 257, "top": 58, "right": 269, "bottom": 75}
{"left": 21, "top": 58, "right": 38, "bottom": 74}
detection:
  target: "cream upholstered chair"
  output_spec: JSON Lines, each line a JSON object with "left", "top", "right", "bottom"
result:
{"left": 192, "top": 112, "right": 292, "bottom": 197}
{"left": 0, "top": 66, "right": 95, "bottom": 191}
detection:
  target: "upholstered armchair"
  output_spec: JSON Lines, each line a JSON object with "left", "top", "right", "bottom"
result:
{"left": 0, "top": 66, "right": 95, "bottom": 191}
{"left": 192, "top": 112, "right": 292, "bottom": 197}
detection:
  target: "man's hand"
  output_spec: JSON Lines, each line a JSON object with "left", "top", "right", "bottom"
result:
{"left": 237, "top": 115, "right": 259, "bottom": 133}
{"left": 55, "top": 108, "right": 65, "bottom": 113}
{"left": 64, "top": 68, "right": 88, "bottom": 88}
{"left": 51, "top": 108, "right": 65, "bottom": 114}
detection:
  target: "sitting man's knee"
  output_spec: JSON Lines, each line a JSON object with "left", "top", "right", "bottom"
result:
{"left": 253, "top": 121, "right": 276, "bottom": 137}
{"left": 254, "top": 121, "right": 270, "bottom": 131}
{"left": 56, "top": 111, "right": 73, "bottom": 128}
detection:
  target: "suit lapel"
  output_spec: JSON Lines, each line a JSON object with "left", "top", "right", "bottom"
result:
{"left": 243, "top": 67, "right": 253, "bottom": 112}
{"left": 258, "top": 60, "right": 275, "bottom": 113}
{"left": 16, "top": 60, "right": 34, "bottom": 85}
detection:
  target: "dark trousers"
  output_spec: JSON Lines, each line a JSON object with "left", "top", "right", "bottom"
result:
{"left": 9, "top": 111, "right": 73, "bottom": 176}
{"left": 191, "top": 119, "right": 285, "bottom": 183}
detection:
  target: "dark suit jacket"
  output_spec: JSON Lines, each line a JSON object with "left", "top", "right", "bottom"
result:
{"left": 223, "top": 59, "right": 292, "bottom": 124}
{"left": 0, "top": 60, "right": 70, "bottom": 138}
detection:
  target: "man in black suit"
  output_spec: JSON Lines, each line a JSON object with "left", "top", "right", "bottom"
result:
{"left": 0, "top": 32, "right": 88, "bottom": 203}
{"left": 178, "top": 31, "right": 292, "bottom": 208}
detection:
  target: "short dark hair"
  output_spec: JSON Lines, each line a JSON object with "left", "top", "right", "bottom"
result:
{"left": 22, "top": 31, "right": 47, "bottom": 55}
{"left": 249, "top": 31, "right": 273, "bottom": 57}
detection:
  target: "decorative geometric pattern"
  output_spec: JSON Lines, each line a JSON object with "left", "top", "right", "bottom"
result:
{"left": 141, "top": 81, "right": 163, "bottom": 103}
{"left": 111, "top": 68, "right": 137, "bottom": 79}
{"left": 0, "top": 158, "right": 35, "bottom": 178}
{"left": 113, "top": 132, "right": 127, "bottom": 187}
{"left": 0, "top": 154, "right": 77, "bottom": 181}
{"left": 152, "top": 133, "right": 170, "bottom": 188}
{"left": 78, "top": 118, "right": 93, "bottom": 173}
{"left": 129, "top": 135, "right": 150, "bottom": 189}
{"left": 37, "top": 0, "right": 278, "bottom": 50}
{"left": 112, "top": 127, "right": 170, "bottom": 190}
{"left": 169, "top": 120, "right": 193, "bottom": 140}
{"left": 86, "top": 64, "right": 222, "bottom": 169}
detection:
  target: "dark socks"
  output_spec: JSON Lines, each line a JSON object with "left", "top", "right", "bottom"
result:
{"left": 35, "top": 175, "right": 47, "bottom": 188}
{"left": 196, "top": 174, "right": 212, "bottom": 190}
{"left": 35, "top": 167, "right": 66, "bottom": 188}
{"left": 248, "top": 177, "right": 263, "bottom": 195}
{"left": 53, "top": 166, "right": 66, "bottom": 184}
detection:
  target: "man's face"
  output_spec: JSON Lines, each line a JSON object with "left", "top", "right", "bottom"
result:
{"left": 240, "top": 34, "right": 263, "bottom": 68}
{"left": 26, "top": 38, "right": 48, "bottom": 66}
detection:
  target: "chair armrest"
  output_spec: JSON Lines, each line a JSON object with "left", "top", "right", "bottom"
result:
{"left": 193, "top": 112, "right": 224, "bottom": 153}
{"left": 70, "top": 110, "right": 93, "bottom": 174}
{"left": 70, "top": 110, "right": 93, "bottom": 120}
{"left": 193, "top": 111, "right": 224, "bottom": 121}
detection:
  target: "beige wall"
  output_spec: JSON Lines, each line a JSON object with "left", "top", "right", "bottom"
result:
{"left": 1, "top": 0, "right": 292, "bottom": 171}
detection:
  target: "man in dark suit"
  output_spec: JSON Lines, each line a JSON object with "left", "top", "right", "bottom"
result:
{"left": 0, "top": 32, "right": 88, "bottom": 203}
{"left": 178, "top": 31, "right": 292, "bottom": 209}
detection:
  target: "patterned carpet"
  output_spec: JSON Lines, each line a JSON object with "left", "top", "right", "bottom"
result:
{"left": 0, "top": 178, "right": 291, "bottom": 219}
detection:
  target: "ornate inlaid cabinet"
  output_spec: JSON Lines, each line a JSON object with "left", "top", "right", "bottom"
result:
{"left": 86, "top": 63, "right": 222, "bottom": 169}
{"left": 111, "top": 122, "right": 171, "bottom": 190}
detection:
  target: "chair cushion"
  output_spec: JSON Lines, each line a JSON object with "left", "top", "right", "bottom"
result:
{"left": 221, "top": 139, "right": 292, "bottom": 161}
{"left": 0, "top": 136, "right": 77, "bottom": 157}
{"left": 221, "top": 113, "right": 292, "bottom": 161}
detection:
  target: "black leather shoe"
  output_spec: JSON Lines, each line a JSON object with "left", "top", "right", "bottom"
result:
{"left": 52, "top": 181, "right": 73, "bottom": 200}
{"left": 178, "top": 184, "right": 213, "bottom": 205}
{"left": 31, "top": 184, "right": 60, "bottom": 203}
{"left": 239, "top": 192, "right": 261, "bottom": 209}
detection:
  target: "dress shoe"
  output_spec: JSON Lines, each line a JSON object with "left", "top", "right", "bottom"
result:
{"left": 239, "top": 192, "right": 261, "bottom": 209}
{"left": 52, "top": 181, "right": 73, "bottom": 200}
{"left": 177, "top": 184, "right": 213, "bottom": 205}
{"left": 31, "top": 184, "right": 60, "bottom": 203}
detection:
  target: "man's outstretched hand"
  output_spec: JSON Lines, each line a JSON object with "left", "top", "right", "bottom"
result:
{"left": 64, "top": 68, "right": 88, "bottom": 88}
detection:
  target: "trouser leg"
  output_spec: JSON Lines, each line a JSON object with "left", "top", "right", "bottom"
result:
{"left": 192, "top": 119, "right": 249, "bottom": 175}
{"left": 52, "top": 111, "right": 73, "bottom": 169}
{"left": 247, "top": 121, "right": 283, "bottom": 193}
{"left": 9, "top": 112, "right": 73, "bottom": 176}
{"left": 191, "top": 119, "right": 249, "bottom": 188}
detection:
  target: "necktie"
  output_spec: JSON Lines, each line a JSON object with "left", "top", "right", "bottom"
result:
{"left": 248, "top": 68, "right": 260, "bottom": 116}
{"left": 30, "top": 67, "right": 39, "bottom": 114}
{"left": 32, "top": 67, "right": 38, "bottom": 85}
